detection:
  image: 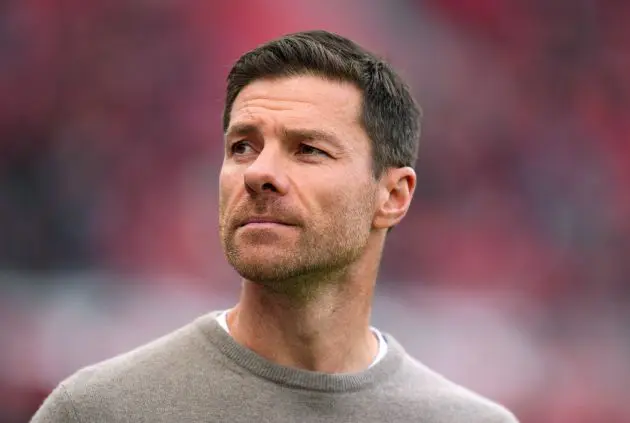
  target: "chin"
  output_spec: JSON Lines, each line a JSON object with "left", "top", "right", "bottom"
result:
{"left": 233, "top": 260, "right": 299, "bottom": 284}
{"left": 226, "top": 245, "right": 294, "bottom": 280}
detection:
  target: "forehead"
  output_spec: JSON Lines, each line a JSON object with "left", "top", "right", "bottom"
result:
{"left": 229, "top": 75, "right": 363, "bottom": 135}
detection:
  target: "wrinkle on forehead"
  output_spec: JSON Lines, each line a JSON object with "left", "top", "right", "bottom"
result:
{"left": 231, "top": 75, "right": 363, "bottom": 128}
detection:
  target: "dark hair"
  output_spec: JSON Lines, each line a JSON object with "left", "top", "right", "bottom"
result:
{"left": 222, "top": 30, "right": 421, "bottom": 178}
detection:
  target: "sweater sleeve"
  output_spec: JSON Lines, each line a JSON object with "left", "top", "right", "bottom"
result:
{"left": 30, "top": 384, "right": 81, "bottom": 423}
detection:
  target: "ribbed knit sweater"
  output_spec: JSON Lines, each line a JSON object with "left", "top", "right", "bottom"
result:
{"left": 31, "top": 312, "right": 518, "bottom": 422}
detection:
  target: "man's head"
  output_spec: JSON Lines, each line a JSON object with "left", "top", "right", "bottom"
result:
{"left": 218, "top": 30, "right": 421, "bottom": 292}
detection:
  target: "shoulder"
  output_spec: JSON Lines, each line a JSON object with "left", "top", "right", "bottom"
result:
{"left": 384, "top": 339, "right": 519, "bottom": 422}
{"left": 68, "top": 316, "right": 208, "bottom": 388}
{"left": 30, "top": 383, "right": 79, "bottom": 423}
{"left": 426, "top": 383, "right": 519, "bottom": 423}
{"left": 31, "top": 316, "right": 214, "bottom": 422}
{"left": 409, "top": 357, "right": 518, "bottom": 422}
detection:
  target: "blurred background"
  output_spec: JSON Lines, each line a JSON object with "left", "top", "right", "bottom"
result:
{"left": 1, "top": 0, "right": 629, "bottom": 422}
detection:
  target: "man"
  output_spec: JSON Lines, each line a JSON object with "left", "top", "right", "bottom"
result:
{"left": 32, "top": 30, "right": 518, "bottom": 422}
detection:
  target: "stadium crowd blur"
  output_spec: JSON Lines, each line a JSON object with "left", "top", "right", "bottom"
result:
{"left": 1, "top": 1, "right": 629, "bottom": 422}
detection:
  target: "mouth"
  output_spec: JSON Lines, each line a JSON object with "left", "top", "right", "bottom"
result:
{"left": 239, "top": 219, "right": 295, "bottom": 228}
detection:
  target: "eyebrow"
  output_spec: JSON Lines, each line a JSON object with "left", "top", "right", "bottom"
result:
{"left": 224, "top": 123, "right": 260, "bottom": 141}
{"left": 225, "top": 123, "right": 341, "bottom": 146}
{"left": 281, "top": 127, "right": 341, "bottom": 146}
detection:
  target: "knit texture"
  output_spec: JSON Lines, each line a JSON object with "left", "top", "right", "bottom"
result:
{"left": 31, "top": 312, "right": 519, "bottom": 422}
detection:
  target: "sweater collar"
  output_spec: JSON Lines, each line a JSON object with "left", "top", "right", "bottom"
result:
{"left": 195, "top": 312, "right": 405, "bottom": 393}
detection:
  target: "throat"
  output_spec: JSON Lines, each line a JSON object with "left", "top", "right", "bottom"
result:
{"left": 224, "top": 303, "right": 380, "bottom": 373}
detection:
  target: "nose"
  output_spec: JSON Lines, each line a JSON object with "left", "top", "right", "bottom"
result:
{"left": 243, "top": 145, "right": 289, "bottom": 196}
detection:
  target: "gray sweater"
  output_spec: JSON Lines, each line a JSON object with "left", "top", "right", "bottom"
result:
{"left": 31, "top": 312, "right": 518, "bottom": 422}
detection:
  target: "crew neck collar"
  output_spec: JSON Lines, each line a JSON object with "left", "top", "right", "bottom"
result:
{"left": 194, "top": 312, "right": 405, "bottom": 392}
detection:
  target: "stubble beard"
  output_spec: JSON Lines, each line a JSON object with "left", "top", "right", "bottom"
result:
{"left": 219, "top": 208, "right": 373, "bottom": 299}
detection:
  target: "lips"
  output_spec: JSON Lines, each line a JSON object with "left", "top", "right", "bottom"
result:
{"left": 238, "top": 217, "right": 294, "bottom": 227}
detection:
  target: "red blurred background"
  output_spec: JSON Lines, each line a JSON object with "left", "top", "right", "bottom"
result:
{"left": 1, "top": 1, "right": 629, "bottom": 422}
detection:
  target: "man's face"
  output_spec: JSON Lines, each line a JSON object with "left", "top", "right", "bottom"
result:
{"left": 219, "top": 75, "right": 379, "bottom": 288}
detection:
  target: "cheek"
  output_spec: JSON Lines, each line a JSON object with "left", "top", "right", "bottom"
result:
{"left": 314, "top": 178, "right": 375, "bottom": 224}
{"left": 218, "top": 167, "right": 242, "bottom": 214}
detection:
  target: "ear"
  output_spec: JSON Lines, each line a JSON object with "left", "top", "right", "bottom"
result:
{"left": 372, "top": 167, "right": 416, "bottom": 230}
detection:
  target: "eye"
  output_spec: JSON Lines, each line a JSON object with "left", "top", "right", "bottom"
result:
{"left": 297, "top": 144, "right": 329, "bottom": 157}
{"left": 230, "top": 141, "right": 254, "bottom": 155}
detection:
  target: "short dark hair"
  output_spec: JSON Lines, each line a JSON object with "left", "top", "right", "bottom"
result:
{"left": 222, "top": 30, "right": 421, "bottom": 178}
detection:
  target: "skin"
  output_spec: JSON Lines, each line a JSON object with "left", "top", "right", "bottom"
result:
{"left": 219, "top": 74, "right": 416, "bottom": 373}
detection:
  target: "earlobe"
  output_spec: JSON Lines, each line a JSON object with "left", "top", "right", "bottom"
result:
{"left": 372, "top": 167, "right": 416, "bottom": 230}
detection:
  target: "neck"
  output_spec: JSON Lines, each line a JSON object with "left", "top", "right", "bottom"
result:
{"left": 227, "top": 237, "right": 384, "bottom": 374}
